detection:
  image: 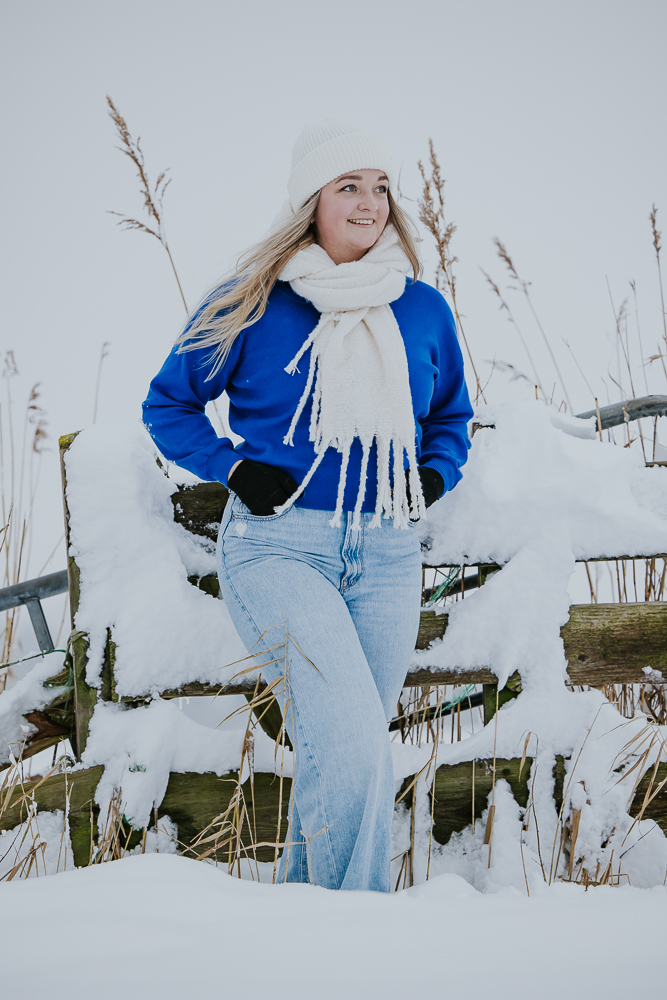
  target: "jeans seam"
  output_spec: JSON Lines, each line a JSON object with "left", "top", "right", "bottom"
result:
{"left": 286, "top": 671, "right": 339, "bottom": 887}
{"left": 340, "top": 513, "right": 364, "bottom": 593}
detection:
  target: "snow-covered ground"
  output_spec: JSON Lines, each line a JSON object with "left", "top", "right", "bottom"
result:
{"left": 2, "top": 853, "right": 666, "bottom": 999}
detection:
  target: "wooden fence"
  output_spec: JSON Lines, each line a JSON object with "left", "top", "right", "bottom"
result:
{"left": 2, "top": 403, "right": 667, "bottom": 868}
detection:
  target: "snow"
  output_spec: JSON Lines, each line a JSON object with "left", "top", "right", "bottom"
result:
{"left": 414, "top": 403, "right": 667, "bottom": 690}
{"left": 3, "top": 400, "right": 667, "bottom": 892}
{"left": 410, "top": 401, "right": 667, "bottom": 887}
{"left": 0, "top": 650, "right": 68, "bottom": 767}
{"left": 78, "top": 697, "right": 431, "bottom": 830}
{"left": 64, "top": 421, "right": 248, "bottom": 698}
{"left": 2, "top": 853, "right": 667, "bottom": 999}
{"left": 422, "top": 402, "right": 667, "bottom": 567}
{"left": 80, "top": 698, "right": 294, "bottom": 830}
{"left": 0, "top": 809, "right": 70, "bottom": 880}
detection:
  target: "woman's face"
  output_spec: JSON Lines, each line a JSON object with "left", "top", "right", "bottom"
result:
{"left": 313, "top": 169, "right": 390, "bottom": 264}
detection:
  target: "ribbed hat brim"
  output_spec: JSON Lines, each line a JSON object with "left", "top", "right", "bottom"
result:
{"left": 288, "top": 131, "right": 396, "bottom": 211}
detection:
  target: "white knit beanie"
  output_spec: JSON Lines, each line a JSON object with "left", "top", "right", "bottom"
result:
{"left": 287, "top": 118, "right": 396, "bottom": 212}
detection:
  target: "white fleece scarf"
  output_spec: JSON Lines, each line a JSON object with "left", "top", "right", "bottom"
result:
{"left": 276, "top": 225, "right": 425, "bottom": 529}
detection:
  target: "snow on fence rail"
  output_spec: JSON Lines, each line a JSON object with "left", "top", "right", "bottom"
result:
{"left": 575, "top": 393, "right": 667, "bottom": 432}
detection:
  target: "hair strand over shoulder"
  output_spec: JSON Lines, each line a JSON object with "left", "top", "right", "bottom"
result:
{"left": 177, "top": 190, "right": 421, "bottom": 379}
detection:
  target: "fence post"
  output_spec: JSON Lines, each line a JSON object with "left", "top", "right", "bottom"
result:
{"left": 60, "top": 432, "right": 97, "bottom": 759}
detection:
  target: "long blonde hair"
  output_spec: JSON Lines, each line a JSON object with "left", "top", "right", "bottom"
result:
{"left": 177, "top": 191, "right": 422, "bottom": 378}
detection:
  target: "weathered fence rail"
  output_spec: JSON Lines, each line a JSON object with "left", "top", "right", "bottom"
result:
{"left": 18, "top": 600, "right": 666, "bottom": 765}
{"left": 12, "top": 745, "right": 667, "bottom": 871}
{"left": 576, "top": 394, "right": 667, "bottom": 432}
{"left": 0, "top": 754, "right": 565, "bottom": 866}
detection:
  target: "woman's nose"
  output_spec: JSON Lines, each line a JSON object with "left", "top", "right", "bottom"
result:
{"left": 356, "top": 190, "right": 378, "bottom": 213}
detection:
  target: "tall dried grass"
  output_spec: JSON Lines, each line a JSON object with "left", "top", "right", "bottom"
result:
{"left": 107, "top": 96, "right": 188, "bottom": 314}
{"left": 0, "top": 737, "right": 71, "bottom": 880}
{"left": 418, "top": 141, "right": 486, "bottom": 404}
{"left": 0, "top": 353, "right": 49, "bottom": 688}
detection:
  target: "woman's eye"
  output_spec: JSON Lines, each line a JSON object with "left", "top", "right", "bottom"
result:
{"left": 341, "top": 184, "right": 356, "bottom": 192}
{"left": 375, "top": 185, "right": 388, "bottom": 194}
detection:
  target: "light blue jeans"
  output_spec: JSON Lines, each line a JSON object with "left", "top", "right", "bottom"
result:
{"left": 216, "top": 495, "right": 422, "bottom": 892}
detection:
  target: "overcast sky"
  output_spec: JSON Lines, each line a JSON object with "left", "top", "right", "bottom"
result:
{"left": 1, "top": 0, "right": 666, "bottom": 632}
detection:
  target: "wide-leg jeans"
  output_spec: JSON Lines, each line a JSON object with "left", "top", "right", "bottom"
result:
{"left": 216, "top": 494, "right": 422, "bottom": 892}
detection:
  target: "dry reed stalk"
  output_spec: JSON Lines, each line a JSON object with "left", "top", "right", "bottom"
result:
{"left": 417, "top": 141, "right": 486, "bottom": 404}
{"left": 0, "top": 737, "right": 70, "bottom": 880}
{"left": 92, "top": 342, "right": 110, "bottom": 424}
{"left": 390, "top": 679, "right": 445, "bottom": 888}
{"left": 519, "top": 831, "right": 530, "bottom": 897}
{"left": 408, "top": 781, "right": 416, "bottom": 887}
{"left": 482, "top": 269, "right": 544, "bottom": 396}
{"left": 566, "top": 802, "right": 583, "bottom": 878}
{"left": 402, "top": 689, "right": 445, "bottom": 887}
{"left": 466, "top": 687, "right": 477, "bottom": 737}
{"left": 483, "top": 688, "right": 500, "bottom": 868}
{"left": 555, "top": 717, "right": 666, "bottom": 886}
{"left": 471, "top": 757, "right": 476, "bottom": 836}
{"left": 517, "top": 738, "right": 533, "bottom": 897}
{"left": 650, "top": 205, "right": 667, "bottom": 352}
{"left": 584, "top": 562, "right": 598, "bottom": 603}
{"left": 55, "top": 739, "right": 70, "bottom": 873}
{"left": 0, "top": 357, "right": 49, "bottom": 679}
{"left": 425, "top": 694, "right": 444, "bottom": 881}
{"left": 273, "top": 689, "right": 291, "bottom": 883}
{"left": 491, "top": 239, "right": 573, "bottom": 412}
{"left": 393, "top": 850, "right": 410, "bottom": 892}
{"left": 522, "top": 736, "right": 547, "bottom": 881}
{"left": 274, "top": 629, "right": 297, "bottom": 883}
{"left": 518, "top": 732, "right": 531, "bottom": 781}
{"left": 611, "top": 721, "right": 667, "bottom": 861}
{"left": 594, "top": 398, "right": 604, "bottom": 442}
{"left": 549, "top": 703, "right": 604, "bottom": 883}
{"left": 106, "top": 96, "right": 188, "bottom": 314}
{"left": 186, "top": 627, "right": 319, "bottom": 878}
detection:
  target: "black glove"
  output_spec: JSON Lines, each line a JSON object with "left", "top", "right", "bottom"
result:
{"left": 228, "top": 460, "right": 300, "bottom": 517}
{"left": 406, "top": 466, "right": 445, "bottom": 511}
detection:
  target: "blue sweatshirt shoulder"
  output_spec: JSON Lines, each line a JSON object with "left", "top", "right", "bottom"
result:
{"left": 142, "top": 276, "right": 473, "bottom": 500}
{"left": 392, "top": 279, "right": 462, "bottom": 365}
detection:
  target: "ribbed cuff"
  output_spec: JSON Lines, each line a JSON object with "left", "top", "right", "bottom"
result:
{"left": 205, "top": 445, "right": 241, "bottom": 487}
{"left": 420, "top": 459, "right": 460, "bottom": 497}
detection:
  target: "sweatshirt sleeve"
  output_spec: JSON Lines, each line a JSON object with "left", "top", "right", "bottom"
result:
{"left": 142, "top": 330, "right": 244, "bottom": 487}
{"left": 418, "top": 301, "right": 474, "bottom": 495}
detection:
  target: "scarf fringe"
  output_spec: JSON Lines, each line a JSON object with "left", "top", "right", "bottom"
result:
{"left": 277, "top": 226, "right": 426, "bottom": 528}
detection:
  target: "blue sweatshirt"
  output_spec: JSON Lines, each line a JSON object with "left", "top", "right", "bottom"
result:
{"left": 142, "top": 278, "right": 474, "bottom": 512}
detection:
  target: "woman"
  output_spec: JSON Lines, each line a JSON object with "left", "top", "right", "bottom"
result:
{"left": 143, "top": 118, "right": 473, "bottom": 892}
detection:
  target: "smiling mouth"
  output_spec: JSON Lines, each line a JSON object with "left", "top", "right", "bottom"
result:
{"left": 348, "top": 218, "right": 375, "bottom": 226}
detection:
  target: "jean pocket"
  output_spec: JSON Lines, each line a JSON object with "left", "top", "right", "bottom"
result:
{"left": 231, "top": 495, "right": 293, "bottom": 523}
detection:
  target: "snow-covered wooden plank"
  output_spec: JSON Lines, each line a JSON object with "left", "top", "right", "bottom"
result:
{"left": 411, "top": 602, "right": 667, "bottom": 687}
{"left": 20, "top": 597, "right": 664, "bottom": 773}
{"left": 576, "top": 394, "right": 667, "bottom": 432}
{"left": 0, "top": 763, "right": 289, "bottom": 867}
{"left": 151, "top": 602, "right": 667, "bottom": 697}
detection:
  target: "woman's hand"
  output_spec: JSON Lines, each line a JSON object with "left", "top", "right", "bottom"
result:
{"left": 406, "top": 466, "right": 445, "bottom": 510}
{"left": 228, "top": 460, "right": 300, "bottom": 516}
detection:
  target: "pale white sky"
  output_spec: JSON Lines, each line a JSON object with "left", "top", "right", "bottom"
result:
{"left": 1, "top": 0, "right": 666, "bottom": 628}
